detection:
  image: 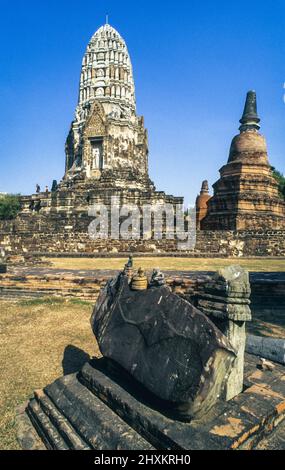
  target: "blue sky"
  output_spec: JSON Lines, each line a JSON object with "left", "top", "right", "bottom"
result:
{"left": 0, "top": 0, "right": 284, "bottom": 205}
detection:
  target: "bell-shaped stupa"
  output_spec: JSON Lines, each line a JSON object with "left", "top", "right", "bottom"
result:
{"left": 201, "top": 91, "right": 285, "bottom": 230}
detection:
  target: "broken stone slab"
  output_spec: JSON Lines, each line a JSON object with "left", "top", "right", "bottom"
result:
{"left": 91, "top": 273, "right": 236, "bottom": 419}
{"left": 246, "top": 335, "right": 285, "bottom": 366}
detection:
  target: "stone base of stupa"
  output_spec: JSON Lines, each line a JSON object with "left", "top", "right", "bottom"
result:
{"left": 16, "top": 354, "right": 285, "bottom": 451}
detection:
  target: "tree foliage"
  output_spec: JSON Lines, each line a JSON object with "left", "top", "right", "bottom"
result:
{"left": 271, "top": 167, "right": 285, "bottom": 201}
{"left": 0, "top": 194, "right": 21, "bottom": 220}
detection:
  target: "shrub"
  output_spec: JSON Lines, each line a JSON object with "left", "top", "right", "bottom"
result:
{"left": 271, "top": 167, "right": 285, "bottom": 201}
{"left": 0, "top": 194, "right": 21, "bottom": 220}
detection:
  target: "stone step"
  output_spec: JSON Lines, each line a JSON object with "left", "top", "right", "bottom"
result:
{"left": 16, "top": 402, "right": 46, "bottom": 450}
{"left": 33, "top": 389, "right": 91, "bottom": 450}
{"left": 44, "top": 373, "right": 154, "bottom": 450}
{"left": 79, "top": 359, "right": 225, "bottom": 450}
{"left": 27, "top": 399, "right": 69, "bottom": 450}
{"left": 254, "top": 417, "right": 285, "bottom": 450}
{"left": 79, "top": 358, "right": 285, "bottom": 450}
{"left": 20, "top": 356, "right": 285, "bottom": 450}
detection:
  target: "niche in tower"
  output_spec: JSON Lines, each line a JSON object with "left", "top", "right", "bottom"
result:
{"left": 90, "top": 137, "right": 104, "bottom": 170}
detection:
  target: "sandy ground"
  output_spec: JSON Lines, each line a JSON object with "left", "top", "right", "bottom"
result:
{"left": 0, "top": 298, "right": 98, "bottom": 450}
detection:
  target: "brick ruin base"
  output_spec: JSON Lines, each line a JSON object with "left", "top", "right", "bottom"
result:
{"left": 0, "top": 215, "right": 285, "bottom": 257}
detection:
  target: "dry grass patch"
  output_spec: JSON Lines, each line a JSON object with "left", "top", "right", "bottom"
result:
{"left": 45, "top": 257, "right": 285, "bottom": 273}
{"left": 0, "top": 298, "right": 97, "bottom": 450}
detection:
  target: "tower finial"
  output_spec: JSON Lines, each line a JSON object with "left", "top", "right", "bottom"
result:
{"left": 106, "top": 14, "right": 109, "bottom": 25}
{"left": 200, "top": 180, "right": 209, "bottom": 194}
{"left": 239, "top": 90, "right": 260, "bottom": 132}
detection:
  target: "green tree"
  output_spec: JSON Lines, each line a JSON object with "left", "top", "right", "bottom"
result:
{"left": 0, "top": 194, "right": 21, "bottom": 220}
{"left": 271, "top": 167, "right": 285, "bottom": 201}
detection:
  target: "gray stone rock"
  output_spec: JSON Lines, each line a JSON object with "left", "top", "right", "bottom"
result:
{"left": 91, "top": 274, "right": 236, "bottom": 419}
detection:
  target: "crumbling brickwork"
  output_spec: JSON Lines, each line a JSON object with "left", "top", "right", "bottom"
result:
{"left": 201, "top": 92, "right": 285, "bottom": 230}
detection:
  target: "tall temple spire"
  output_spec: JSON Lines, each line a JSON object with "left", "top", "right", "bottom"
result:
{"left": 65, "top": 23, "right": 137, "bottom": 174}
{"left": 75, "top": 23, "right": 136, "bottom": 124}
{"left": 64, "top": 21, "right": 160, "bottom": 186}
{"left": 239, "top": 90, "right": 260, "bottom": 133}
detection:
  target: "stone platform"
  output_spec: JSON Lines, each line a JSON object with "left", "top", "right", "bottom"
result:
{"left": 17, "top": 354, "right": 285, "bottom": 450}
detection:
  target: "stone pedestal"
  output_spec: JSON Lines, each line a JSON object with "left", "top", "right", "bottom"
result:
{"left": 222, "top": 321, "right": 246, "bottom": 400}
{"left": 17, "top": 354, "right": 285, "bottom": 450}
{"left": 91, "top": 273, "right": 236, "bottom": 419}
{"left": 196, "top": 265, "right": 251, "bottom": 400}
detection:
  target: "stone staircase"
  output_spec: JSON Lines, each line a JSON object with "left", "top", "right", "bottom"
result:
{"left": 17, "top": 354, "right": 285, "bottom": 450}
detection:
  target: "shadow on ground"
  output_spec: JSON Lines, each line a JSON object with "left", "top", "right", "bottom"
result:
{"left": 62, "top": 345, "right": 91, "bottom": 375}
{"left": 247, "top": 315, "right": 285, "bottom": 339}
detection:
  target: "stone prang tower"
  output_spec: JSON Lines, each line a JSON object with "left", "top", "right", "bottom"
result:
{"left": 59, "top": 23, "right": 180, "bottom": 201}
{"left": 65, "top": 23, "right": 148, "bottom": 187}
{"left": 20, "top": 23, "right": 182, "bottom": 219}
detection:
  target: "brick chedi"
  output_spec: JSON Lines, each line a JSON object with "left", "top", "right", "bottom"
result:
{"left": 201, "top": 91, "right": 285, "bottom": 231}
{"left": 195, "top": 180, "right": 211, "bottom": 229}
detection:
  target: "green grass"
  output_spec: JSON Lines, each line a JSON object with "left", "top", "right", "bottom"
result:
{"left": 19, "top": 297, "right": 93, "bottom": 308}
{"left": 69, "top": 298, "right": 94, "bottom": 307}
{"left": 19, "top": 297, "right": 66, "bottom": 307}
{"left": 45, "top": 257, "right": 285, "bottom": 273}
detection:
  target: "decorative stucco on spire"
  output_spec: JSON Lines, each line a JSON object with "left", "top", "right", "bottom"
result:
{"left": 65, "top": 24, "right": 142, "bottom": 177}
{"left": 75, "top": 24, "right": 136, "bottom": 128}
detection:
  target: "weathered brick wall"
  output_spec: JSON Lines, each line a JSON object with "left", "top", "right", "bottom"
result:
{"left": 0, "top": 216, "right": 284, "bottom": 256}
{"left": 195, "top": 230, "right": 285, "bottom": 257}
{"left": 1, "top": 271, "right": 284, "bottom": 325}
